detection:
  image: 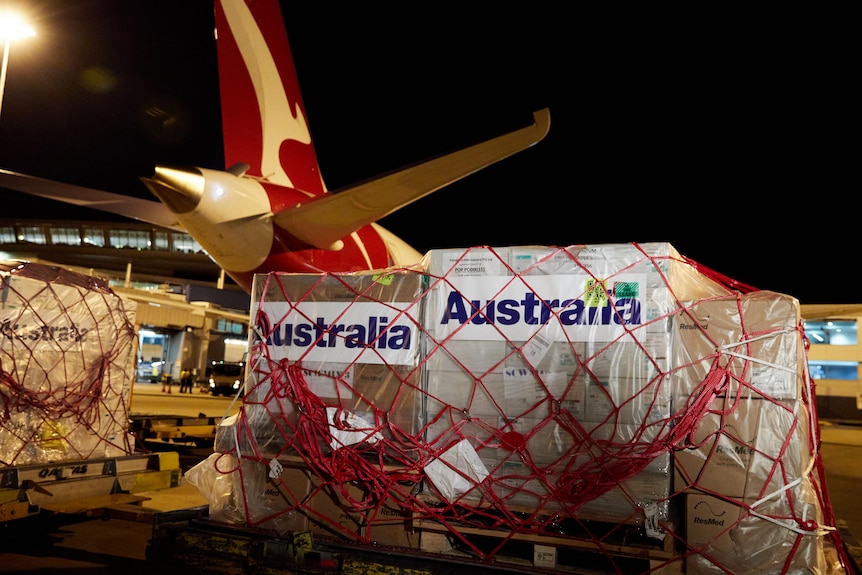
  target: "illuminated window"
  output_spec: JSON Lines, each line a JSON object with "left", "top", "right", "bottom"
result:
{"left": 81, "top": 226, "right": 105, "bottom": 248}
{"left": 17, "top": 226, "right": 46, "bottom": 244}
{"left": 0, "top": 226, "right": 15, "bottom": 243}
{"left": 109, "top": 228, "right": 150, "bottom": 250}
{"left": 809, "top": 361, "right": 858, "bottom": 381}
{"left": 153, "top": 231, "right": 170, "bottom": 251}
{"left": 172, "top": 232, "right": 203, "bottom": 254}
{"left": 49, "top": 227, "right": 82, "bottom": 246}
{"left": 803, "top": 320, "right": 858, "bottom": 345}
{"left": 82, "top": 227, "right": 106, "bottom": 247}
{"left": 216, "top": 318, "right": 247, "bottom": 336}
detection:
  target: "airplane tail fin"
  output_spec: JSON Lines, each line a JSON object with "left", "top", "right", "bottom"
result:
{"left": 214, "top": 0, "right": 326, "bottom": 194}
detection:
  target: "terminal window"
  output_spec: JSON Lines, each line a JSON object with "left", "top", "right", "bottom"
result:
{"left": 803, "top": 320, "right": 857, "bottom": 345}
{"left": 809, "top": 361, "right": 858, "bottom": 381}
{"left": 16, "top": 226, "right": 46, "bottom": 244}
{"left": 173, "top": 232, "right": 203, "bottom": 254}
{"left": 82, "top": 227, "right": 106, "bottom": 247}
{"left": 110, "top": 228, "right": 150, "bottom": 250}
{"left": 0, "top": 226, "right": 15, "bottom": 243}
{"left": 49, "top": 227, "right": 82, "bottom": 246}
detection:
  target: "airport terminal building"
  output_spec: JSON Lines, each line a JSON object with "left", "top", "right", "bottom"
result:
{"left": 0, "top": 218, "right": 251, "bottom": 385}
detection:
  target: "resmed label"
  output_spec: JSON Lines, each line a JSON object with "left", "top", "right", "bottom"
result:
{"left": 256, "top": 301, "right": 419, "bottom": 365}
{"left": 434, "top": 274, "right": 647, "bottom": 343}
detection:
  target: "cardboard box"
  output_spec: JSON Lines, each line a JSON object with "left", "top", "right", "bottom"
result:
{"left": 304, "top": 471, "right": 416, "bottom": 547}
{"left": 235, "top": 456, "right": 418, "bottom": 548}
{"left": 671, "top": 291, "right": 802, "bottom": 400}
{"left": 248, "top": 269, "right": 425, "bottom": 371}
{"left": 582, "top": 376, "right": 671, "bottom": 425}
{"left": 417, "top": 244, "right": 721, "bottom": 520}
{"left": 673, "top": 396, "right": 812, "bottom": 499}
{"left": 244, "top": 269, "right": 426, "bottom": 455}
{"left": 684, "top": 492, "right": 826, "bottom": 574}
{"left": 685, "top": 493, "right": 742, "bottom": 557}
{"left": 239, "top": 457, "right": 312, "bottom": 535}
{"left": 584, "top": 468, "right": 671, "bottom": 522}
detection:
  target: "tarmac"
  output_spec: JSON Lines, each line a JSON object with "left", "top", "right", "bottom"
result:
{"left": 818, "top": 421, "right": 862, "bottom": 571}
{"left": 0, "top": 420, "right": 861, "bottom": 573}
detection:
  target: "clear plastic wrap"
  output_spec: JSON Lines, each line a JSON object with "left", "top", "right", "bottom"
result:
{"left": 187, "top": 244, "right": 845, "bottom": 573}
{"left": 0, "top": 261, "right": 137, "bottom": 465}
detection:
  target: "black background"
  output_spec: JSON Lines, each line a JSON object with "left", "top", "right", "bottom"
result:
{"left": 0, "top": 2, "right": 853, "bottom": 303}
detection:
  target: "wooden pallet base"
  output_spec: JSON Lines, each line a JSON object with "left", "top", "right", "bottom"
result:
{"left": 415, "top": 517, "right": 678, "bottom": 573}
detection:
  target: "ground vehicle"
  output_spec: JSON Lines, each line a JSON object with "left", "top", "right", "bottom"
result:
{"left": 136, "top": 360, "right": 164, "bottom": 383}
{"left": 205, "top": 361, "right": 244, "bottom": 397}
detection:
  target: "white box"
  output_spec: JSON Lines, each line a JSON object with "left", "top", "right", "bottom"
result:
{"left": 419, "top": 243, "right": 727, "bottom": 520}
{"left": 533, "top": 544, "right": 557, "bottom": 569}
{"left": 245, "top": 269, "right": 426, "bottom": 454}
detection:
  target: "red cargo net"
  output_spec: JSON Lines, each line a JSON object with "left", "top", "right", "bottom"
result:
{"left": 193, "top": 244, "right": 849, "bottom": 574}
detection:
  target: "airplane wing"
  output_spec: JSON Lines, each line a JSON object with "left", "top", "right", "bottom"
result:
{"left": 0, "top": 169, "right": 184, "bottom": 231}
{"left": 272, "top": 109, "right": 551, "bottom": 250}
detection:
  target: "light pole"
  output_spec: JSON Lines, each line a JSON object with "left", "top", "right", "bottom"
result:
{"left": 0, "top": 11, "right": 35, "bottom": 120}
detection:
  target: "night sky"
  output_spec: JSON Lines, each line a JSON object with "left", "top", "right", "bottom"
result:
{"left": 0, "top": 1, "right": 853, "bottom": 304}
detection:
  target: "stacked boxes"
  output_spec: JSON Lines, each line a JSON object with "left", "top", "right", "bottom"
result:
{"left": 207, "top": 269, "right": 426, "bottom": 542}
{"left": 189, "top": 244, "right": 833, "bottom": 573}
{"left": 420, "top": 244, "right": 727, "bottom": 521}
{"left": 670, "top": 291, "right": 825, "bottom": 573}
{"left": 0, "top": 261, "right": 137, "bottom": 466}
{"left": 243, "top": 270, "right": 425, "bottom": 452}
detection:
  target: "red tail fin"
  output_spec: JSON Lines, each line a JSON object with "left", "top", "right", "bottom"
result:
{"left": 214, "top": 0, "right": 326, "bottom": 194}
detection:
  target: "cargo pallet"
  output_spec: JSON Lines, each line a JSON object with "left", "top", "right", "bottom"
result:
{"left": 144, "top": 505, "right": 682, "bottom": 575}
{"left": 130, "top": 414, "right": 220, "bottom": 447}
{"left": 0, "top": 451, "right": 181, "bottom": 522}
{"left": 415, "top": 517, "right": 676, "bottom": 572}
{"left": 143, "top": 498, "right": 862, "bottom": 575}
